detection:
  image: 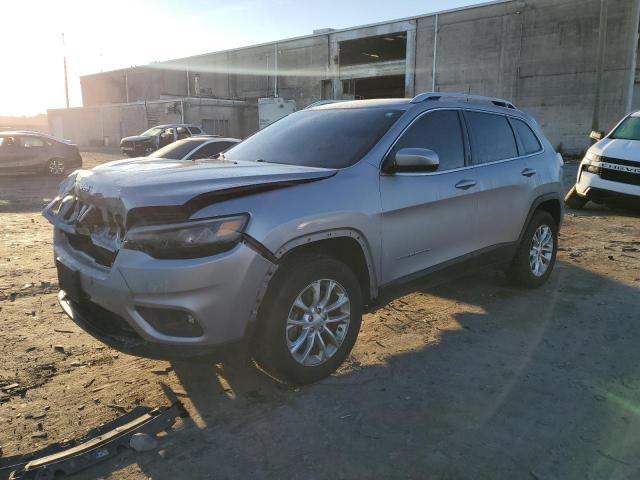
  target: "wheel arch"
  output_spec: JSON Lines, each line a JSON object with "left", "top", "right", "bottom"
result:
{"left": 518, "top": 193, "right": 563, "bottom": 243}
{"left": 273, "top": 229, "right": 378, "bottom": 308}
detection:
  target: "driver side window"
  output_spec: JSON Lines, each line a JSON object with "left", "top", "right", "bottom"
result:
{"left": 390, "top": 110, "right": 465, "bottom": 171}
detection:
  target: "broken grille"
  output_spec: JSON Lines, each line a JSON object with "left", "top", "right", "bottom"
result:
{"left": 44, "top": 195, "right": 125, "bottom": 267}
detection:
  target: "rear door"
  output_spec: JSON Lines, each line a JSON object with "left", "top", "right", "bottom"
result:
{"left": 379, "top": 109, "right": 482, "bottom": 283}
{"left": 19, "top": 135, "right": 49, "bottom": 171}
{"left": 462, "top": 111, "right": 541, "bottom": 249}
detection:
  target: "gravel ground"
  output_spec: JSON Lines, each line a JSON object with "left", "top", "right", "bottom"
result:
{"left": 0, "top": 153, "right": 639, "bottom": 479}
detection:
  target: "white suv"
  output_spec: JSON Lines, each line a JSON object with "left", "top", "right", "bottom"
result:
{"left": 565, "top": 112, "right": 640, "bottom": 209}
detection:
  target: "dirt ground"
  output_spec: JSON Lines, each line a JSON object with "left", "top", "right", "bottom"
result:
{"left": 1, "top": 151, "right": 639, "bottom": 480}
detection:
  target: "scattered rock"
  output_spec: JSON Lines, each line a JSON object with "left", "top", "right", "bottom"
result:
{"left": 83, "top": 378, "right": 96, "bottom": 389}
{"left": 32, "top": 432, "right": 47, "bottom": 439}
{"left": 1, "top": 383, "right": 19, "bottom": 392}
{"left": 129, "top": 432, "right": 158, "bottom": 452}
{"left": 78, "top": 405, "right": 85, "bottom": 411}
{"left": 53, "top": 345, "right": 66, "bottom": 353}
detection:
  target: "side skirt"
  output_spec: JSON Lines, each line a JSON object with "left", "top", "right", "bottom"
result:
{"left": 374, "top": 242, "right": 518, "bottom": 308}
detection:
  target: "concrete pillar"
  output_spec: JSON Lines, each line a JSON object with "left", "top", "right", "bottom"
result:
{"left": 624, "top": 0, "right": 640, "bottom": 114}
{"left": 405, "top": 22, "right": 417, "bottom": 97}
{"left": 329, "top": 37, "right": 343, "bottom": 99}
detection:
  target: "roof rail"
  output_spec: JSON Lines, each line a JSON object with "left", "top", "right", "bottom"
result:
{"left": 411, "top": 92, "right": 517, "bottom": 110}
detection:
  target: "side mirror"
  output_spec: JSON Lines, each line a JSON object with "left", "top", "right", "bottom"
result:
{"left": 590, "top": 130, "right": 604, "bottom": 141}
{"left": 392, "top": 148, "right": 440, "bottom": 173}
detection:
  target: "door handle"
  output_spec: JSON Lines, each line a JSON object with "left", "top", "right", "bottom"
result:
{"left": 521, "top": 168, "right": 537, "bottom": 177}
{"left": 455, "top": 179, "right": 477, "bottom": 190}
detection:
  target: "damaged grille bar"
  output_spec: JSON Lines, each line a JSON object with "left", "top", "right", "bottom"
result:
{"left": 43, "top": 195, "right": 126, "bottom": 267}
{"left": 1, "top": 403, "right": 187, "bottom": 480}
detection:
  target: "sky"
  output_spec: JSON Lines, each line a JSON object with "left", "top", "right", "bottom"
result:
{"left": 0, "top": 0, "right": 486, "bottom": 116}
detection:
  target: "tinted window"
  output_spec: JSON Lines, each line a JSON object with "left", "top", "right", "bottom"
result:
{"left": 189, "top": 126, "right": 202, "bottom": 135}
{"left": 225, "top": 108, "right": 403, "bottom": 169}
{"left": 390, "top": 110, "right": 465, "bottom": 171}
{"left": 511, "top": 119, "right": 541, "bottom": 155}
{"left": 465, "top": 111, "right": 518, "bottom": 164}
{"left": 148, "top": 138, "right": 207, "bottom": 159}
{"left": 191, "top": 141, "right": 236, "bottom": 159}
{"left": 21, "top": 136, "right": 45, "bottom": 147}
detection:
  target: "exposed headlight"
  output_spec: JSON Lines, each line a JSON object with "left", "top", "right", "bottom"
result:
{"left": 585, "top": 151, "right": 602, "bottom": 163}
{"left": 123, "top": 215, "right": 248, "bottom": 259}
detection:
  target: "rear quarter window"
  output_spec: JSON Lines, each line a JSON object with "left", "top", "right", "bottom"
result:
{"left": 511, "top": 118, "right": 542, "bottom": 155}
{"left": 465, "top": 111, "right": 518, "bottom": 164}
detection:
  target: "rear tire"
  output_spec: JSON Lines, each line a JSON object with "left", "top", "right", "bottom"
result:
{"left": 47, "top": 158, "right": 66, "bottom": 176}
{"left": 564, "top": 185, "right": 587, "bottom": 210}
{"left": 253, "top": 253, "right": 363, "bottom": 385}
{"left": 507, "top": 211, "right": 558, "bottom": 289}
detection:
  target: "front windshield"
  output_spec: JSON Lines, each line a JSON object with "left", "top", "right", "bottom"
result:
{"left": 224, "top": 108, "right": 404, "bottom": 168}
{"left": 610, "top": 116, "right": 640, "bottom": 141}
{"left": 148, "top": 138, "right": 205, "bottom": 159}
{"left": 141, "top": 127, "right": 163, "bottom": 137}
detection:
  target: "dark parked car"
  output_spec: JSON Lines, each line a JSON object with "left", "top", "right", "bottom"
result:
{"left": 120, "top": 124, "right": 203, "bottom": 157}
{"left": 147, "top": 136, "right": 241, "bottom": 161}
{"left": 0, "top": 131, "right": 82, "bottom": 176}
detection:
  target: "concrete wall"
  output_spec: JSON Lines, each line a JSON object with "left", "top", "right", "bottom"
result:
{"left": 48, "top": 99, "right": 247, "bottom": 146}
{"left": 72, "top": 0, "right": 640, "bottom": 154}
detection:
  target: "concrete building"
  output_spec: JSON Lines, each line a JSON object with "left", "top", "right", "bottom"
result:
{"left": 49, "top": 0, "right": 640, "bottom": 155}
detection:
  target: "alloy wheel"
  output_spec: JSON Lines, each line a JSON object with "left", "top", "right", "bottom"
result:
{"left": 49, "top": 159, "right": 65, "bottom": 175}
{"left": 529, "top": 224, "right": 554, "bottom": 277}
{"left": 286, "top": 279, "right": 351, "bottom": 367}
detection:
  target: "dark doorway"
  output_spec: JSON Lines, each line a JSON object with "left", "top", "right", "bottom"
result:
{"left": 339, "top": 32, "right": 407, "bottom": 66}
{"left": 342, "top": 75, "right": 405, "bottom": 99}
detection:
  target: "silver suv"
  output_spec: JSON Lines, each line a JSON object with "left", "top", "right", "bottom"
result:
{"left": 43, "top": 93, "right": 564, "bottom": 384}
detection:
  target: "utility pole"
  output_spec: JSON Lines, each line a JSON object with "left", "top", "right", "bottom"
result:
{"left": 62, "top": 33, "right": 70, "bottom": 108}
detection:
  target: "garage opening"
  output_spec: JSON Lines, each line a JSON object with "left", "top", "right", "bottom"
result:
{"left": 339, "top": 32, "right": 407, "bottom": 66}
{"left": 342, "top": 75, "right": 405, "bottom": 99}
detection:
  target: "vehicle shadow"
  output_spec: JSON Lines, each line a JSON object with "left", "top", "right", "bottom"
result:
{"left": 81, "top": 261, "right": 640, "bottom": 480}
{"left": 0, "top": 175, "right": 62, "bottom": 214}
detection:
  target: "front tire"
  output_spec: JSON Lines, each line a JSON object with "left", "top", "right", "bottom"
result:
{"left": 507, "top": 211, "right": 558, "bottom": 288}
{"left": 47, "top": 158, "right": 66, "bottom": 176}
{"left": 253, "top": 254, "right": 363, "bottom": 385}
{"left": 564, "top": 185, "right": 587, "bottom": 209}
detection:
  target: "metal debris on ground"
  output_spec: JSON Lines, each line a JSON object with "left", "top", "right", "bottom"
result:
{"left": 0, "top": 402, "right": 187, "bottom": 480}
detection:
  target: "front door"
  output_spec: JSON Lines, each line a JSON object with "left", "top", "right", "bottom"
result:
{"left": 379, "top": 109, "right": 481, "bottom": 284}
{"left": 0, "top": 136, "right": 23, "bottom": 173}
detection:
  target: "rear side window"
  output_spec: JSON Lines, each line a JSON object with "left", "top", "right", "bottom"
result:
{"left": 189, "top": 126, "right": 202, "bottom": 135}
{"left": 390, "top": 110, "right": 465, "bottom": 171}
{"left": 465, "top": 111, "right": 518, "bottom": 164}
{"left": 21, "top": 136, "right": 45, "bottom": 147}
{"left": 511, "top": 119, "right": 542, "bottom": 155}
{"left": 191, "top": 141, "right": 235, "bottom": 159}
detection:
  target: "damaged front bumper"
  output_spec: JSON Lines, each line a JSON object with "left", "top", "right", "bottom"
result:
{"left": 51, "top": 228, "right": 273, "bottom": 357}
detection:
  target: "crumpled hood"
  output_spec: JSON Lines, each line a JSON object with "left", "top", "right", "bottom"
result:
{"left": 592, "top": 138, "right": 640, "bottom": 163}
{"left": 53, "top": 158, "right": 337, "bottom": 220}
